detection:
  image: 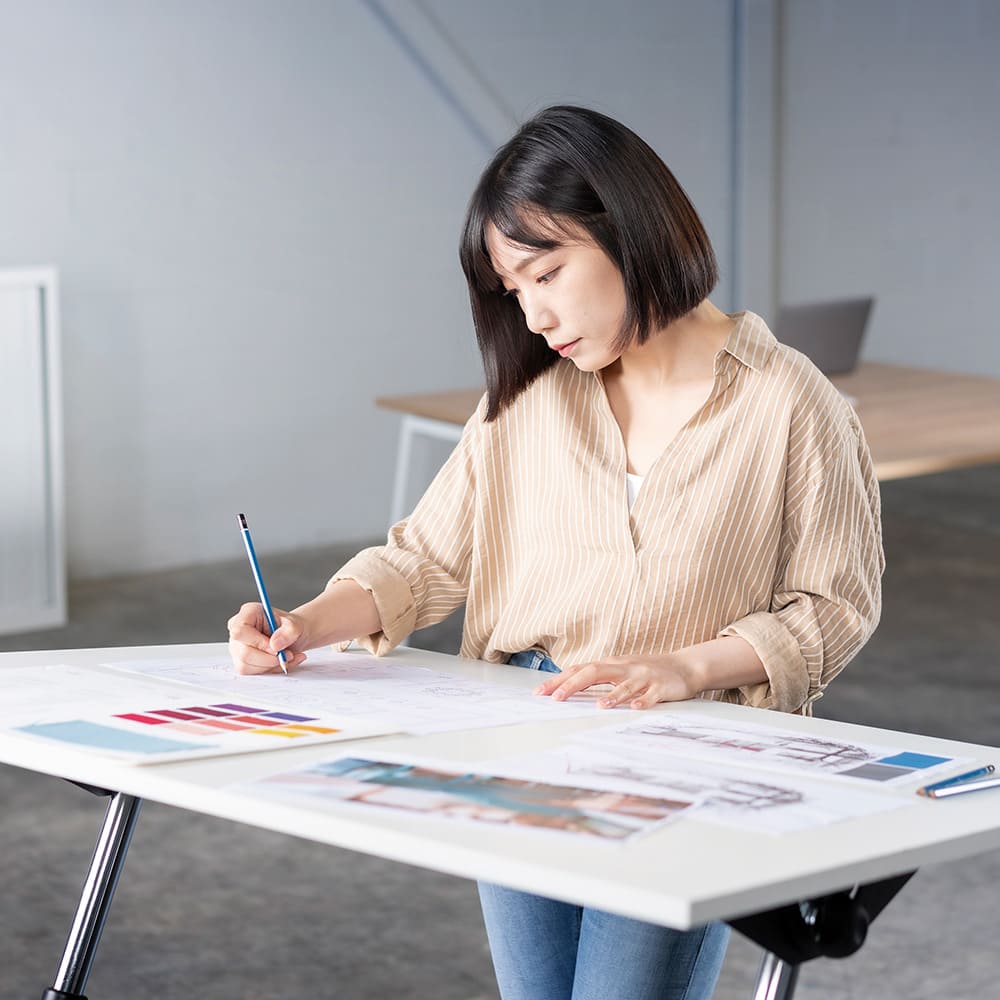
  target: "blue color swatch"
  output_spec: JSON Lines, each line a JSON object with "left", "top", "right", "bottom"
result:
{"left": 17, "top": 720, "right": 210, "bottom": 754}
{"left": 878, "top": 751, "right": 951, "bottom": 769}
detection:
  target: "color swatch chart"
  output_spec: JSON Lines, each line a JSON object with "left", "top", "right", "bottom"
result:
{"left": 1, "top": 663, "right": 397, "bottom": 765}
{"left": 115, "top": 702, "right": 337, "bottom": 739}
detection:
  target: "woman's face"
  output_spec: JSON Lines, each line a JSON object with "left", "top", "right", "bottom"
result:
{"left": 486, "top": 222, "right": 628, "bottom": 372}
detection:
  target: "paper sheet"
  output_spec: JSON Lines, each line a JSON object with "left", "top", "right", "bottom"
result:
{"left": 0, "top": 663, "right": 395, "bottom": 764}
{"left": 246, "top": 749, "right": 697, "bottom": 844}
{"left": 486, "top": 744, "right": 906, "bottom": 834}
{"left": 104, "top": 650, "right": 602, "bottom": 734}
{"left": 230, "top": 702, "right": 963, "bottom": 837}
{"left": 576, "top": 711, "right": 967, "bottom": 786}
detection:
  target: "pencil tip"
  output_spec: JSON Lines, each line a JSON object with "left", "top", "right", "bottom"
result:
{"left": 237, "top": 513, "right": 247, "bottom": 529}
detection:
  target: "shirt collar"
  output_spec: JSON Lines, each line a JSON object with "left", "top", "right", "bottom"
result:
{"left": 718, "top": 311, "right": 778, "bottom": 374}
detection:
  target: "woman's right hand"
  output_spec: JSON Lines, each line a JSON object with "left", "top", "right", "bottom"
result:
{"left": 227, "top": 602, "right": 310, "bottom": 675}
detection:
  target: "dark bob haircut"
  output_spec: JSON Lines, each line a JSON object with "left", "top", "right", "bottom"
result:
{"left": 459, "top": 105, "right": 718, "bottom": 421}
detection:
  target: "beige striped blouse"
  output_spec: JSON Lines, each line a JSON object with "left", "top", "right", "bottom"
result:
{"left": 333, "top": 311, "right": 884, "bottom": 715}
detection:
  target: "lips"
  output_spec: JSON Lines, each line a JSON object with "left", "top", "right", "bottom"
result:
{"left": 551, "top": 339, "right": 581, "bottom": 357}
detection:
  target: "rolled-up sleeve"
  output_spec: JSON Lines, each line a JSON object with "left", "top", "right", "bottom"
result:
{"left": 720, "top": 404, "right": 884, "bottom": 713}
{"left": 330, "top": 399, "right": 485, "bottom": 655}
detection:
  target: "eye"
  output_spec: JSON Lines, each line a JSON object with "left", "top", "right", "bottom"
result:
{"left": 536, "top": 267, "right": 559, "bottom": 285}
{"left": 501, "top": 286, "right": 519, "bottom": 299}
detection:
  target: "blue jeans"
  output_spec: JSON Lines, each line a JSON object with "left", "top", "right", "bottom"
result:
{"left": 478, "top": 884, "right": 729, "bottom": 1000}
{"left": 478, "top": 653, "right": 731, "bottom": 999}
{"left": 506, "top": 649, "right": 562, "bottom": 673}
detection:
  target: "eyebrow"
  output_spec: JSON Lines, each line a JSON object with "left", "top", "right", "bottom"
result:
{"left": 513, "top": 248, "right": 552, "bottom": 272}
{"left": 494, "top": 246, "right": 553, "bottom": 280}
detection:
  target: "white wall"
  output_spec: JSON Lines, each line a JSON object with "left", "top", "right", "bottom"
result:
{"left": 778, "top": 0, "right": 1000, "bottom": 373}
{"left": 0, "top": 0, "right": 739, "bottom": 578}
{"left": 430, "top": 0, "right": 738, "bottom": 307}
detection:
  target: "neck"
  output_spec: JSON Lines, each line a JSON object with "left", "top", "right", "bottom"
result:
{"left": 605, "top": 300, "right": 735, "bottom": 389}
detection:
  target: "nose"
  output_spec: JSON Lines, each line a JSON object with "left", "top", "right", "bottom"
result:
{"left": 521, "top": 292, "right": 556, "bottom": 336}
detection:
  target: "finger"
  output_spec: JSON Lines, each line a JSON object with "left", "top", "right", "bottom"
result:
{"left": 235, "top": 662, "right": 281, "bottom": 676}
{"left": 228, "top": 602, "right": 268, "bottom": 629}
{"left": 598, "top": 680, "right": 647, "bottom": 709}
{"left": 533, "top": 672, "right": 568, "bottom": 695}
{"left": 228, "top": 620, "right": 275, "bottom": 654}
{"left": 632, "top": 676, "right": 690, "bottom": 708}
{"left": 531, "top": 660, "right": 591, "bottom": 695}
{"left": 269, "top": 613, "right": 301, "bottom": 653}
{"left": 532, "top": 662, "right": 587, "bottom": 696}
{"left": 228, "top": 637, "right": 302, "bottom": 675}
{"left": 228, "top": 604, "right": 269, "bottom": 639}
{"left": 544, "top": 663, "right": 619, "bottom": 701}
{"left": 229, "top": 643, "right": 283, "bottom": 675}
{"left": 252, "top": 650, "right": 308, "bottom": 674}
{"left": 276, "top": 650, "right": 308, "bottom": 672}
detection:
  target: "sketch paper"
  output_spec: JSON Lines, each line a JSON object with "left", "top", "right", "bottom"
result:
{"left": 104, "top": 650, "right": 601, "bottom": 734}
{"left": 0, "top": 663, "right": 395, "bottom": 764}
{"left": 574, "top": 712, "right": 965, "bottom": 785}
{"left": 250, "top": 752, "right": 696, "bottom": 842}
{"left": 487, "top": 745, "right": 906, "bottom": 835}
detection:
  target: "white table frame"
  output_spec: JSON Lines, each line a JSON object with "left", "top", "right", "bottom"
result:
{"left": 390, "top": 414, "right": 463, "bottom": 525}
{"left": 4, "top": 643, "right": 1000, "bottom": 1000}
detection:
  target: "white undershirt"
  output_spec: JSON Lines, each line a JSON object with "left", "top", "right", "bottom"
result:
{"left": 626, "top": 472, "right": 645, "bottom": 510}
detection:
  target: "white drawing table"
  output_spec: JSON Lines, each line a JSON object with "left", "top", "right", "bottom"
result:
{"left": 4, "top": 643, "right": 1000, "bottom": 1000}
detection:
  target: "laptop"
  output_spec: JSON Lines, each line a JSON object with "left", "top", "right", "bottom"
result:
{"left": 774, "top": 297, "right": 874, "bottom": 375}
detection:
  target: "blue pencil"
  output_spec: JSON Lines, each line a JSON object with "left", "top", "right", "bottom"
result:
{"left": 916, "top": 764, "right": 995, "bottom": 797}
{"left": 237, "top": 513, "right": 288, "bottom": 675}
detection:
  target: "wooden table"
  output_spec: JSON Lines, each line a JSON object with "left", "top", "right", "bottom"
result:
{"left": 829, "top": 363, "right": 1000, "bottom": 480}
{"left": 377, "top": 363, "right": 1000, "bottom": 522}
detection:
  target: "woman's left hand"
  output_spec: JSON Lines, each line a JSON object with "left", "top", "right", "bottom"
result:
{"left": 533, "top": 653, "right": 703, "bottom": 709}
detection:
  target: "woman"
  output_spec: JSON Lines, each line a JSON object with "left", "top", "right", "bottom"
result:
{"left": 229, "top": 105, "right": 883, "bottom": 999}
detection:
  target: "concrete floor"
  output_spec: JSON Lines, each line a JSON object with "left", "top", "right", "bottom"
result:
{"left": 1, "top": 464, "right": 999, "bottom": 999}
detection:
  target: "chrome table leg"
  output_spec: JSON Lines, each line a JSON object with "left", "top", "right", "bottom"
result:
{"left": 41, "top": 791, "right": 142, "bottom": 1000}
{"left": 752, "top": 951, "right": 800, "bottom": 1000}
